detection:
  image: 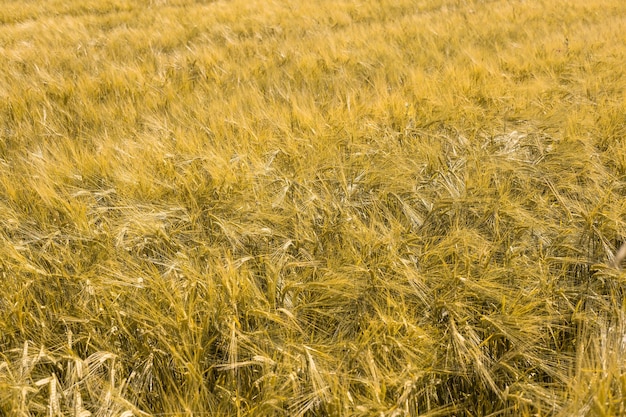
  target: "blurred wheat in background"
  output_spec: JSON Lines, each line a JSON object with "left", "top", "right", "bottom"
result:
{"left": 1, "top": 0, "right": 626, "bottom": 415}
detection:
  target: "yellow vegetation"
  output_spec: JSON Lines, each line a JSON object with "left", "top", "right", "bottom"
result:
{"left": 1, "top": 0, "right": 626, "bottom": 415}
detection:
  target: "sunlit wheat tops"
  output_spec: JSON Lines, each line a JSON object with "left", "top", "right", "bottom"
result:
{"left": 1, "top": 0, "right": 626, "bottom": 416}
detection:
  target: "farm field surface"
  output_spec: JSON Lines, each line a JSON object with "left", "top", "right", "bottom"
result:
{"left": 1, "top": 0, "right": 626, "bottom": 415}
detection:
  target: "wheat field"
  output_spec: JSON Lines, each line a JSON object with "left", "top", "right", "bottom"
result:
{"left": 1, "top": 0, "right": 626, "bottom": 415}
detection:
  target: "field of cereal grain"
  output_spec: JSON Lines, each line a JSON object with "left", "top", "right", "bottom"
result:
{"left": 1, "top": 0, "right": 626, "bottom": 415}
